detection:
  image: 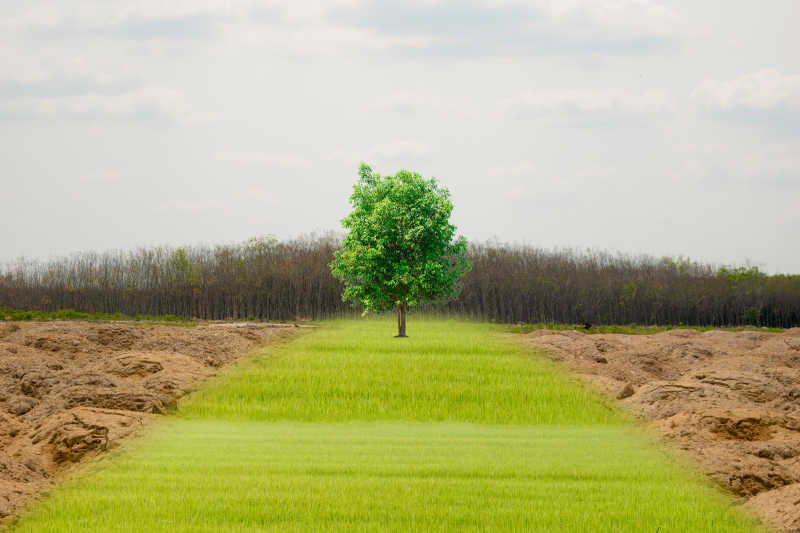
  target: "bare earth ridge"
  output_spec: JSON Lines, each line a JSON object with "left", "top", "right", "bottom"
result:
{"left": 0, "top": 321, "right": 297, "bottom": 524}
{"left": 525, "top": 327, "right": 800, "bottom": 532}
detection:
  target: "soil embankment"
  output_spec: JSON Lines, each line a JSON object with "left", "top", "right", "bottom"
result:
{"left": 0, "top": 320, "right": 296, "bottom": 522}
{"left": 526, "top": 327, "right": 800, "bottom": 532}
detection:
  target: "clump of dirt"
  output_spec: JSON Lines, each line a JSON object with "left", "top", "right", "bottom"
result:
{"left": 525, "top": 327, "right": 800, "bottom": 531}
{"left": 0, "top": 320, "right": 297, "bottom": 523}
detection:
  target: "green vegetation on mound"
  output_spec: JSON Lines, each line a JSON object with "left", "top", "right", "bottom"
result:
{"left": 10, "top": 319, "right": 766, "bottom": 532}
{"left": 507, "top": 321, "right": 783, "bottom": 335}
{"left": 0, "top": 307, "right": 196, "bottom": 325}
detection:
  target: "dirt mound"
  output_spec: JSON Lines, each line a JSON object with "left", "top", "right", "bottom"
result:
{"left": 526, "top": 328, "right": 800, "bottom": 531}
{"left": 747, "top": 484, "right": 800, "bottom": 532}
{"left": 0, "top": 450, "right": 46, "bottom": 519}
{"left": 0, "top": 412, "right": 26, "bottom": 449}
{"left": 0, "top": 320, "right": 297, "bottom": 524}
{"left": 26, "top": 407, "right": 150, "bottom": 470}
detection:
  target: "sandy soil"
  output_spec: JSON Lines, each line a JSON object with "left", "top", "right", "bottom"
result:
{"left": 0, "top": 320, "right": 298, "bottom": 523}
{"left": 525, "top": 327, "right": 800, "bottom": 532}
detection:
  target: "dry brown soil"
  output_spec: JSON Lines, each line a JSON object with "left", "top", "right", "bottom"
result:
{"left": 0, "top": 320, "right": 297, "bottom": 523}
{"left": 525, "top": 327, "right": 800, "bottom": 532}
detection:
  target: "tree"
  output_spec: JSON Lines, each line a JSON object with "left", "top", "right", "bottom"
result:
{"left": 330, "top": 163, "right": 471, "bottom": 337}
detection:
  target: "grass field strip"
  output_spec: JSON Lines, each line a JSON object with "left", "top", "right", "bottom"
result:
{"left": 10, "top": 320, "right": 765, "bottom": 532}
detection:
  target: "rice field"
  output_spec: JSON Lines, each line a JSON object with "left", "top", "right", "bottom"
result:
{"left": 9, "top": 319, "right": 766, "bottom": 532}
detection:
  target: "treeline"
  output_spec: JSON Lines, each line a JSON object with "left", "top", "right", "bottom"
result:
{"left": 444, "top": 243, "right": 799, "bottom": 327}
{"left": 1, "top": 235, "right": 798, "bottom": 327}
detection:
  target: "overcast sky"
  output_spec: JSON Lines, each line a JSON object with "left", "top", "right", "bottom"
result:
{"left": 1, "top": 1, "right": 798, "bottom": 273}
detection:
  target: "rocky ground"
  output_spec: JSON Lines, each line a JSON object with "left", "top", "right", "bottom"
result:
{"left": 0, "top": 320, "right": 297, "bottom": 523}
{"left": 525, "top": 327, "right": 800, "bottom": 532}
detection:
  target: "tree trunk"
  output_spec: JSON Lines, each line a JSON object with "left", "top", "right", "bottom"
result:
{"left": 396, "top": 301, "right": 408, "bottom": 337}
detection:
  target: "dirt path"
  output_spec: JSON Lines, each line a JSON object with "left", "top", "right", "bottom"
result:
{"left": 525, "top": 327, "right": 800, "bottom": 532}
{"left": 0, "top": 320, "right": 298, "bottom": 523}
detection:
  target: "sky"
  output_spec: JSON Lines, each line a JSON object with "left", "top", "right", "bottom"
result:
{"left": 1, "top": 1, "right": 798, "bottom": 273}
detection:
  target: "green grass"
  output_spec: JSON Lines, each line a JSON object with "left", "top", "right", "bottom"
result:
{"left": 12, "top": 423, "right": 762, "bottom": 533}
{"left": 9, "top": 318, "right": 766, "bottom": 532}
{"left": 179, "top": 319, "right": 621, "bottom": 424}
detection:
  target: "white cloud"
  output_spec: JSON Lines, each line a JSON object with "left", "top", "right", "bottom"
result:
{"left": 489, "top": 161, "right": 585, "bottom": 202}
{"left": 78, "top": 172, "right": 126, "bottom": 184}
{"left": 214, "top": 151, "right": 309, "bottom": 168}
{"left": 330, "top": 0, "right": 680, "bottom": 58}
{"left": 490, "top": 162, "right": 546, "bottom": 200}
{"left": 4, "top": 0, "right": 679, "bottom": 39}
{"left": 158, "top": 197, "right": 227, "bottom": 213}
{"left": 1, "top": 1, "right": 259, "bottom": 33}
{"left": 661, "top": 139, "right": 800, "bottom": 189}
{"left": 0, "top": 86, "right": 206, "bottom": 122}
{"left": 370, "top": 140, "right": 431, "bottom": 159}
{"left": 219, "top": 21, "right": 437, "bottom": 57}
{"left": 738, "top": 142, "right": 800, "bottom": 187}
{"left": 529, "top": 0, "right": 679, "bottom": 39}
{"left": 0, "top": 68, "right": 132, "bottom": 99}
{"left": 0, "top": 46, "right": 207, "bottom": 122}
{"left": 2, "top": 1, "right": 367, "bottom": 50}
{"left": 500, "top": 88, "right": 673, "bottom": 116}
{"left": 1, "top": 0, "right": 679, "bottom": 60}
{"left": 329, "top": 140, "right": 431, "bottom": 167}
{"left": 693, "top": 69, "right": 800, "bottom": 113}
{"left": 367, "top": 91, "right": 477, "bottom": 117}
{"left": 368, "top": 92, "right": 438, "bottom": 115}
{"left": 492, "top": 162, "right": 539, "bottom": 178}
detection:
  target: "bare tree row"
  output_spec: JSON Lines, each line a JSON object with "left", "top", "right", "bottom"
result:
{"left": 1, "top": 235, "right": 798, "bottom": 327}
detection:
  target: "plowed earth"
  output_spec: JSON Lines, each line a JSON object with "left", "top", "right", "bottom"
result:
{"left": 525, "top": 327, "right": 800, "bottom": 532}
{"left": 0, "top": 321, "right": 296, "bottom": 523}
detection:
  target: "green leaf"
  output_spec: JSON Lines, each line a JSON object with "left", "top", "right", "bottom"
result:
{"left": 330, "top": 163, "right": 471, "bottom": 314}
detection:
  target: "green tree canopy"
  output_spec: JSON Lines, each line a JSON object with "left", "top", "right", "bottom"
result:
{"left": 330, "top": 163, "right": 471, "bottom": 336}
